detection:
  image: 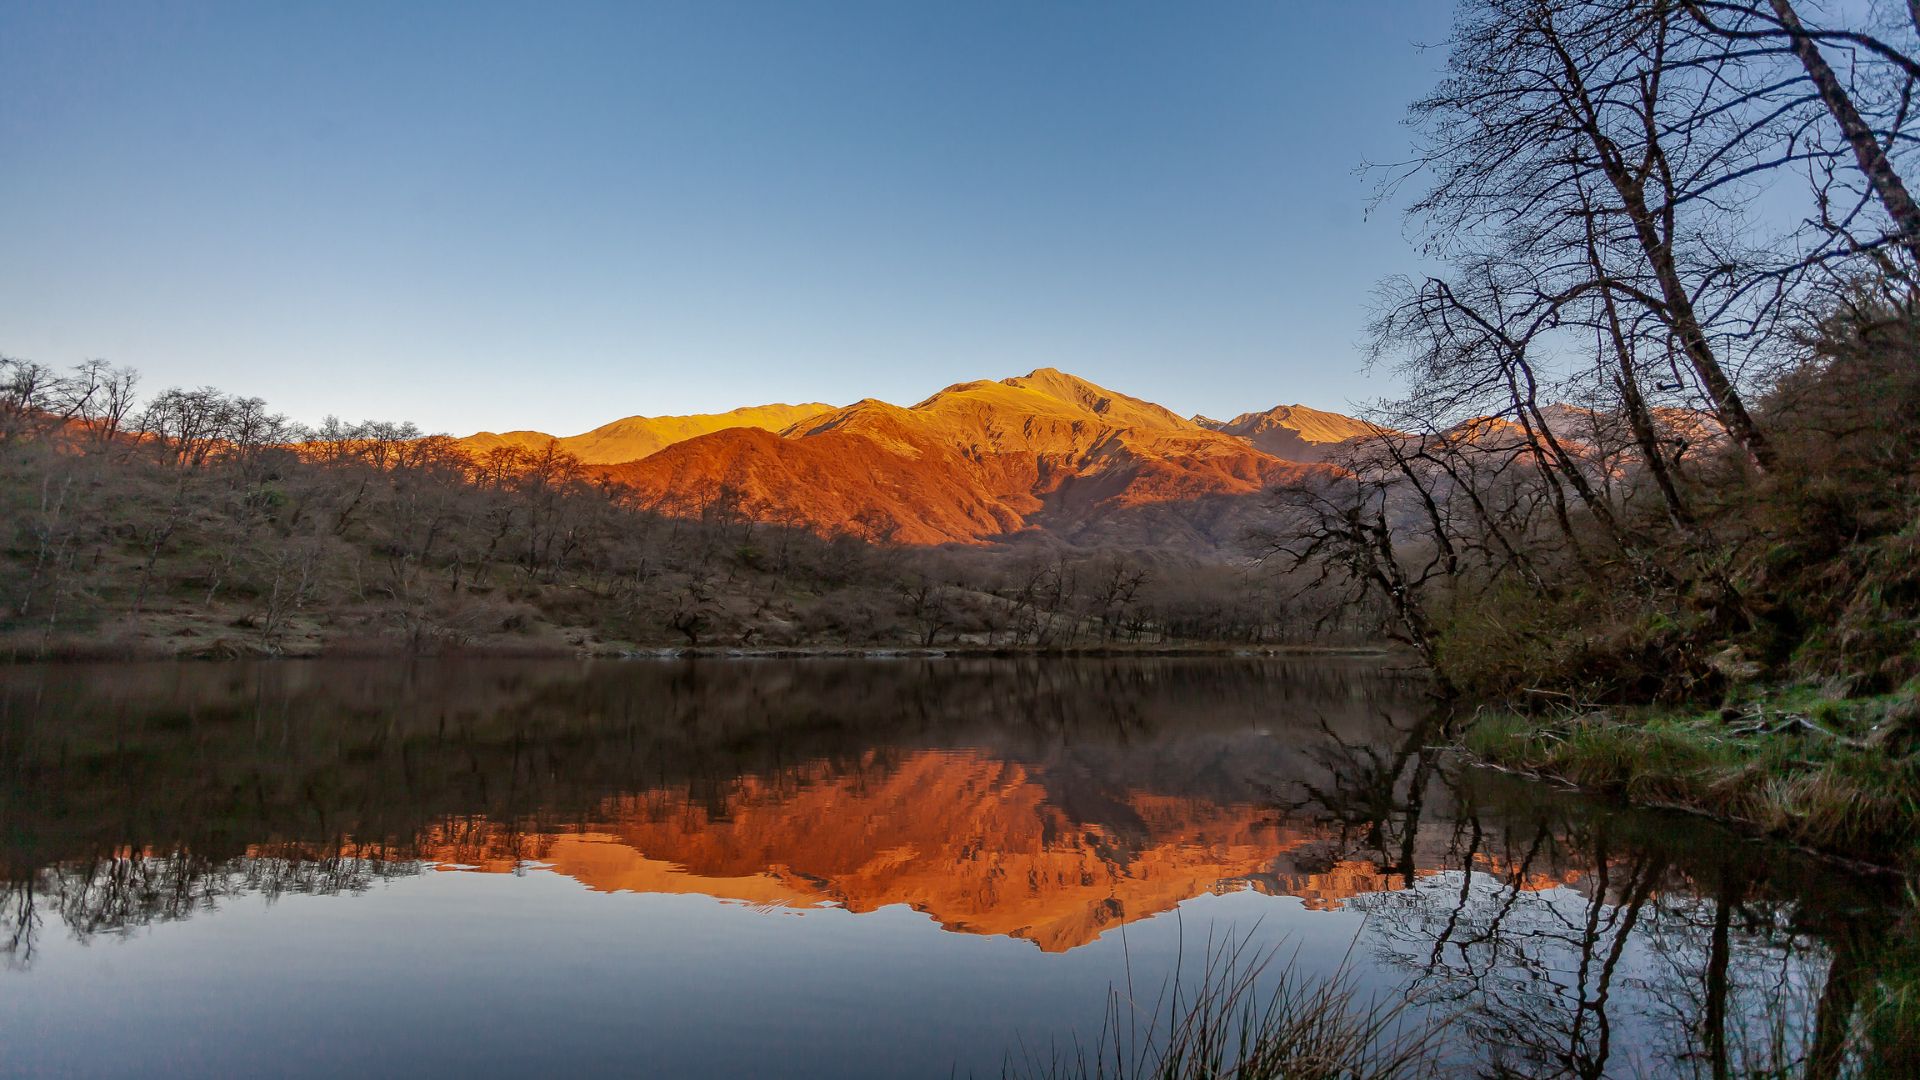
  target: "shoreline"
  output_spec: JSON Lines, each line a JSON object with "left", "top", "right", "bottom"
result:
{"left": 1455, "top": 751, "right": 1911, "bottom": 877}
{"left": 616, "top": 643, "right": 1409, "bottom": 660}
{"left": 2, "top": 639, "right": 1413, "bottom": 664}
{"left": 1451, "top": 692, "right": 1920, "bottom": 874}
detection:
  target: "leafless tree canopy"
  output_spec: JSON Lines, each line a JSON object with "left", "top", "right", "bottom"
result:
{"left": 1271, "top": 0, "right": 1920, "bottom": 703}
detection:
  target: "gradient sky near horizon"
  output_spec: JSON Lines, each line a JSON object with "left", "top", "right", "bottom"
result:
{"left": 1, "top": 1, "right": 1454, "bottom": 435}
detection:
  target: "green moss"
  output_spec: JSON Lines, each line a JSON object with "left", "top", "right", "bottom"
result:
{"left": 1462, "top": 687, "right": 1920, "bottom": 866}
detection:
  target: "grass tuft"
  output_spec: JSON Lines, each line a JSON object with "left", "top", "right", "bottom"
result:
{"left": 1002, "top": 928, "right": 1443, "bottom": 1080}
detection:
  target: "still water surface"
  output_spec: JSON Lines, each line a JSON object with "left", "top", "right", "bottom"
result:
{"left": 0, "top": 659, "right": 1901, "bottom": 1077}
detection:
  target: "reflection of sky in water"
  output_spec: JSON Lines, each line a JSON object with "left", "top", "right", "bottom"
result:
{"left": 1352, "top": 876, "right": 1826, "bottom": 1079}
{"left": 3, "top": 865, "right": 1830, "bottom": 1079}
{"left": 9, "top": 871, "right": 1371, "bottom": 1078}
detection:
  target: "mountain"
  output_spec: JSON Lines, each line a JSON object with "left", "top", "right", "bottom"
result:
{"left": 1198, "top": 404, "right": 1379, "bottom": 462}
{"left": 601, "top": 369, "right": 1338, "bottom": 548}
{"left": 462, "top": 368, "right": 1377, "bottom": 550}
{"left": 1533, "top": 402, "right": 1723, "bottom": 452}
{"left": 460, "top": 402, "right": 835, "bottom": 464}
{"left": 600, "top": 426, "right": 1025, "bottom": 545}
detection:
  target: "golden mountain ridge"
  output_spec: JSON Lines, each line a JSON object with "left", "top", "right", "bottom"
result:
{"left": 460, "top": 402, "right": 836, "bottom": 464}
{"left": 466, "top": 368, "right": 1375, "bottom": 547}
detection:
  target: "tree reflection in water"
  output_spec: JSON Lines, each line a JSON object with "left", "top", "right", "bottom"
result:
{"left": 4, "top": 847, "right": 424, "bottom": 970}
{"left": 0, "top": 658, "right": 1908, "bottom": 1075}
{"left": 1291, "top": 709, "right": 1911, "bottom": 1078}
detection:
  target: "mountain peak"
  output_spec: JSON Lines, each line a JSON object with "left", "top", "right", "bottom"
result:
{"left": 1212, "top": 403, "right": 1378, "bottom": 462}
{"left": 999, "top": 368, "right": 1198, "bottom": 432}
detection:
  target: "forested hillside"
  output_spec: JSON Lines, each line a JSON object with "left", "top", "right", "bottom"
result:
{"left": 0, "top": 361, "right": 1370, "bottom": 658}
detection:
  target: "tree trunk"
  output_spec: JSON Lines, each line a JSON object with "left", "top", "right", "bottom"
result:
{"left": 1772, "top": 0, "right": 1920, "bottom": 263}
{"left": 1543, "top": 22, "right": 1779, "bottom": 471}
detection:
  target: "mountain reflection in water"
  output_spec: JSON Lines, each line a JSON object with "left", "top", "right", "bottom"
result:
{"left": 322, "top": 748, "right": 1555, "bottom": 953}
{"left": 1, "top": 658, "right": 1908, "bottom": 1078}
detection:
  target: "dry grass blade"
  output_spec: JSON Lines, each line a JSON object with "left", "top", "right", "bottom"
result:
{"left": 1000, "top": 924, "right": 1445, "bottom": 1080}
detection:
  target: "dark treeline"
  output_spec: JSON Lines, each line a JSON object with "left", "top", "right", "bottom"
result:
{"left": 1268, "top": 0, "right": 1920, "bottom": 722}
{"left": 0, "top": 656, "right": 1411, "bottom": 879}
{"left": 0, "top": 360, "right": 1365, "bottom": 658}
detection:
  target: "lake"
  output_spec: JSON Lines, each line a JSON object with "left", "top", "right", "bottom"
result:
{"left": 0, "top": 658, "right": 1902, "bottom": 1077}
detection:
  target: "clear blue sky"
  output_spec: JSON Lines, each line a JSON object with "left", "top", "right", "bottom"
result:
{"left": 1, "top": 1, "right": 1452, "bottom": 435}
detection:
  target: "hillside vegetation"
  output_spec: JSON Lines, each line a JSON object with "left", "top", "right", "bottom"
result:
{"left": 0, "top": 361, "right": 1366, "bottom": 660}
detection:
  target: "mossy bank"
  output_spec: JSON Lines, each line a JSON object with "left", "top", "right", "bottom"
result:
{"left": 1459, "top": 682, "right": 1920, "bottom": 870}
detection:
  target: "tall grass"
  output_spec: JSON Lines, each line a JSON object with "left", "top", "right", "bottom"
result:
{"left": 1860, "top": 890, "right": 1920, "bottom": 1079}
{"left": 1001, "top": 927, "right": 1443, "bottom": 1080}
